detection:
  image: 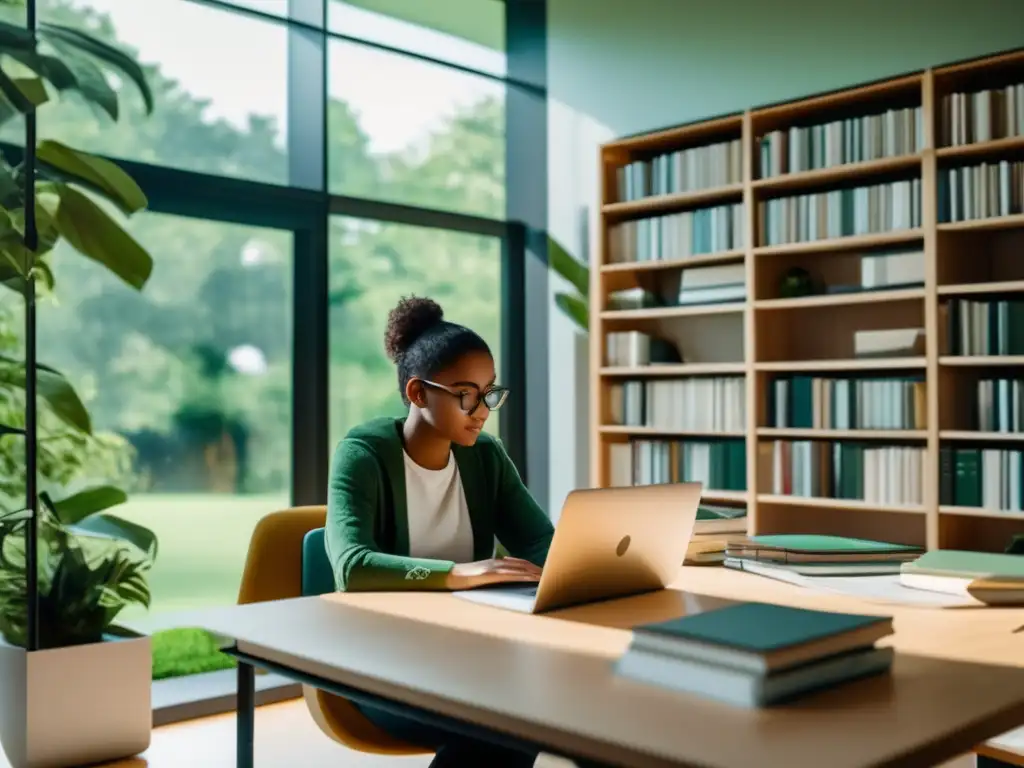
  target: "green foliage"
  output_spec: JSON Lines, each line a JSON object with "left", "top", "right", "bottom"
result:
{"left": 0, "top": 491, "right": 153, "bottom": 648}
{"left": 0, "top": 2, "right": 159, "bottom": 648}
{"left": 548, "top": 237, "right": 590, "bottom": 332}
{"left": 151, "top": 627, "right": 235, "bottom": 680}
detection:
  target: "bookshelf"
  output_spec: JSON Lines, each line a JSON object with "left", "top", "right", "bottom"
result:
{"left": 592, "top": 48, "right": 1024, "bottom": 554}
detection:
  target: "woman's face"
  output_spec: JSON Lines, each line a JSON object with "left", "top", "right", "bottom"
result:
{"left": 406, "top": 350, "right": 498, "bottom": 446}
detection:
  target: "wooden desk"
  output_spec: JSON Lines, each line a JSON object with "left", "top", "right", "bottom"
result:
{"left": 192, "top": 566, "right": 1024, "bottom": 768}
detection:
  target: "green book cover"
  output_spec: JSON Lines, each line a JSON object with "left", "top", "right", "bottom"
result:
{"left": 904, "top": 550, "right": 1024, "bottom": 579}
{"left": 746, "top": 534, "right": 921, "bottom": 553}
{"left": 697, "top": 505, "right": 746, "bottom": 521}
{"left": 636, "top": 602, "right": 889, "bottom": 653}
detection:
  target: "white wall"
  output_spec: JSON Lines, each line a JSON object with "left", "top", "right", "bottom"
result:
{"left": 545, "top": 0, "right": 1024, "bottom": 512}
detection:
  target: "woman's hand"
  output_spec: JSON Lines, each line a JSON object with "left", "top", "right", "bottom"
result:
{"left": 445, "top": 557, "right": 542, "bottom": 590}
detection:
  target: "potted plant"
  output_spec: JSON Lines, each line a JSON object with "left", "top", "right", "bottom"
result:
{"left": 0, "top": 492, "right": 157, "bottom": 768}
{"left": 549, "top": 236, "right": 590, "bottom": 332}
{"left": 0, "top": 3, "right": 160, "bottom": 765}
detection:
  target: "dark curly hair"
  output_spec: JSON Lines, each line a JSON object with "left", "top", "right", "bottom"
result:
{"left": 384, "top": 295, "right": 492, "bottom": 405}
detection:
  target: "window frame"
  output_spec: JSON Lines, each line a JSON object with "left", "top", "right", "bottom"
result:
{"left": 14, "top": 0, "right": 548, "bottom": 720}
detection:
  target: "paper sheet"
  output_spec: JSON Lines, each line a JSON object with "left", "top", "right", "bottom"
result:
{"left": 724, "top": 559, "right": 982, "bottom": 608}
{"left": 990, "top": 725, "right": 1024, "bottom": 754}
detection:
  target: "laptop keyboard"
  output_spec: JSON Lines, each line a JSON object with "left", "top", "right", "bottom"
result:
{"left": 489, "top": 583, "right": 538, "bottom": 596}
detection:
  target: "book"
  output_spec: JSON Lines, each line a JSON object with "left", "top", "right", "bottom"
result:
{"left": 617, "top": 602, "right": 894, "bottom": 708}
{"left": 726, "top": 535, "right": 922, "bottom": 576}
{"left": 685, "top": 538, "right": 728, "bottom": 565}
{"left": 966, "top": 578, "right": 1024, "bottom": 606}
{"left": 728, "top": 534, "right": 921, "bottom": 562}
{"left": 608, "top": 438, "right": 746, "bottom": 492}
{"left": 694, "top": 504, "right": 747, "bottom": 536}
{"left": 900, "top": 550, "right": 1024, "bottom": 595}
{"left": 765, "top": 439, "right": 925, "bottom": 506}
{"left": 940, "top": 445, "right": 1024, "bottom": 512}
{"left": 618, "top": 645, "right": 893, "bottom": 708}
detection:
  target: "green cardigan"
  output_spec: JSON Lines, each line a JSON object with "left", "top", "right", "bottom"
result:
{"left": 325, "top": 416, "right": 555, "bottom": 591}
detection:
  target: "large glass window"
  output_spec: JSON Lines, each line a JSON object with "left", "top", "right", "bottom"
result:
{"left": 328, "top": 0, "right": 506, "bottom": 75}
{"left": 25, "top": 0, "right": 289, "bottom": 185}
{"left": 36, "top": 212, "right": 293, "bottom": 622}
{"left": 220, "top": 0, "right": 289, "bottom": 18}
{"left": 327, "top": 39, "right": 506, "bottom": 219}
{"left": 329, "top": 217, "right": 503, "bottom": 447}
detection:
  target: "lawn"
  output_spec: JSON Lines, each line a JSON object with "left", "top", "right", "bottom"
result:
{"left": 112, "top": 492, "right": 289, "bottom": 679}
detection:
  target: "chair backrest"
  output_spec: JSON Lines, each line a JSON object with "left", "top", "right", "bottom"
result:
{"left": 237, "top": 506, "right": 327, "bottom": 604}
{"left": 302, "top": 528, "right": 337, "bottom": 596}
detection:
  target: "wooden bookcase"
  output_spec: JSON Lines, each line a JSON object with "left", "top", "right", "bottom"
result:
{"left": 592, "top": 48, "right": 1024, "bottom": 553}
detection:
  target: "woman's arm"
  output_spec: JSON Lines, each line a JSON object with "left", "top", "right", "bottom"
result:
{"left": 490, "top": 439, "right": 555, "bottom": 567}
{"left": 325, "top": 440, "right": 455, "bottom": 591}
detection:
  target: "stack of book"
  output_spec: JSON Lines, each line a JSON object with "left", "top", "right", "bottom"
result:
{"left": 724, "top": 534, "right": 923, "bottom": 576}
{"left": 694, "top": 504, "right": 747, "bottom": 536}
{"left": 900, "top": 550, "right": 1024, "bottom": 599}
{"left": 616, "top": 602, "right": 894, "bottom": 707}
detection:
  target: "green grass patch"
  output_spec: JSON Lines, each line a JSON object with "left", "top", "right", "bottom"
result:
{"left": 151, "top": 627, "right": 236, "bottom": 680}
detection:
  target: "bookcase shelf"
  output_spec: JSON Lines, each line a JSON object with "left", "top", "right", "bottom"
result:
{"left": 752, "top": 230, "right": 924, "bottom": 257}
{"left": 750, "top": 154, "right": 923, "bottom": 193}
{"left": 938, "top": 214, "right": 1024, "bottom": 232}
{"left": 754, "top": 358, "right": 926, "bottom": 372}
{"left": 757, "top": 428, "right": 928, "bottom": 440}
{"left": 756, "top": 495, "right": 926, "bottom": 515}
{"left": 593, "top": 49, "right": 1024, "bottom": 554}
{"left": 753, "top": 288, "right": 925, "bottom": 311}
{"left": 602, "top": 184, "right": 744, "bottom": 218}
{"left": 940, "top": 430, "right": 1023, "bottom": 442}
{"left": 600, "top": 363, "right": 746, "bottom": 376}
{"left": 937, "top": 280, "right": 1024, "bottom": 295}
{"left": 940, "top": 506, "right": 1024, "bottom": 521}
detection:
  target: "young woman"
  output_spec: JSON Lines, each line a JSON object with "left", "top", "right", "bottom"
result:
{"left": 325, "top": 295, "right": 556, "bottom": 767}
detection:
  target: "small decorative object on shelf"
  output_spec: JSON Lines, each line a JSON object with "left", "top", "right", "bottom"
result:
{"left": 778, "top": 267, "right": 816, "bottom": 298}
{"left": 593, "top": 48, "right": 1024, "bottom": 556}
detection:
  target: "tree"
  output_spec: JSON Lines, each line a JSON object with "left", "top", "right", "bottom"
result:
{"left": 8, "top": 0, "right": 508, "bottom": 497}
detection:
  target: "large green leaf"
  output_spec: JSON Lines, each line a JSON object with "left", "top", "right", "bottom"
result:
{"left": 554, "top": 292, "right": 589, "bottom": 331}
{"left": 40, "top": 23, "right": 153, "bottom": 114}
{"left": 69, "top": 513, "right": 158, "bottom": 561}
{"left": 50, "top": 485, "right": 127, "bottom": 526}
{"left": 52, "top": 184, "right": 152, "bottom": 290}
{"left": 549, "top": 237, "right": 589, "bottom": 298}
{"left": 0, "top": 353, "right": 92, "bottom": 433}
{"left": 38, "top": 141, "right": 147, "bottom": 215}
{"left": 38, "top": 38, "right": 118, "bottom": 120}
{"left": 5, "top": 49, "right": 77, "bottom": 92}
{"left": 0, "top": 71, "right": 47, "bottom": 114}
{"left": 0, "top": 20, "right": 33, "bottom": 51}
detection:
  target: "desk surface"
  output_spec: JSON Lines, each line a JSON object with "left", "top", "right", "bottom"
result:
{"left": 193, "top": 567, "right": 1024, "bottom": 768}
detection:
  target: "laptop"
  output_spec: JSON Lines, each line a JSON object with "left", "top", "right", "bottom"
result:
{"left": 455, "top": 482, "right": 702, "bottom": 614}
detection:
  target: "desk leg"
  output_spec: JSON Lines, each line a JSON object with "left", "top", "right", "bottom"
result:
{"left": 237, "top": 661, "right": 255, "bottom": 768}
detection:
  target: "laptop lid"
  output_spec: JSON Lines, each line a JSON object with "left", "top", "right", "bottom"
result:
{"left": 532, "top": 482, "right": 702, "bottom": 613}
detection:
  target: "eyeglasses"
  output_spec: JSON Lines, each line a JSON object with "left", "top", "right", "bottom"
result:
{"left": 419, "top": 380, "right": 509, "bottom": 414}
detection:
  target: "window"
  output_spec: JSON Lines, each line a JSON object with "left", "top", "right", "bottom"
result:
{"left": 219, "top": 0, "right": 289, "bottom": 19}
{"left": 36, "top": 212, "right": 293, "bottom": 625}
{"left": 29, "top": 0, "right": 289, "bottom": 185}
{"left": 327, "top": 39, "right": 506, "bottom": 219}
{"left": 328, "top": 0, "right": 506, "bottom": 75}
{"left": 329, "top": 217, "right": 503, "bottom": 448}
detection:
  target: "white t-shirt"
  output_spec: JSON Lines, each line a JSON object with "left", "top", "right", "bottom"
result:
{"left": 403, "top": 450, "right": 474, "bottom": 563}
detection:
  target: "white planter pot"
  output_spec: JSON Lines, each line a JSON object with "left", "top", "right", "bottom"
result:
{"left": 0, "top": 635, "right": 152, "bottom": 768}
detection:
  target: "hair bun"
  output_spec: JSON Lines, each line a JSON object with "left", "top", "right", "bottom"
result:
{"left": 384, "top": 295, "right": 444, "bottom": 362}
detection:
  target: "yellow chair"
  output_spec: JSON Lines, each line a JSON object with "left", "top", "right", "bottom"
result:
{"left": 237, "top": 506, "right": 430, "bottom": 757}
